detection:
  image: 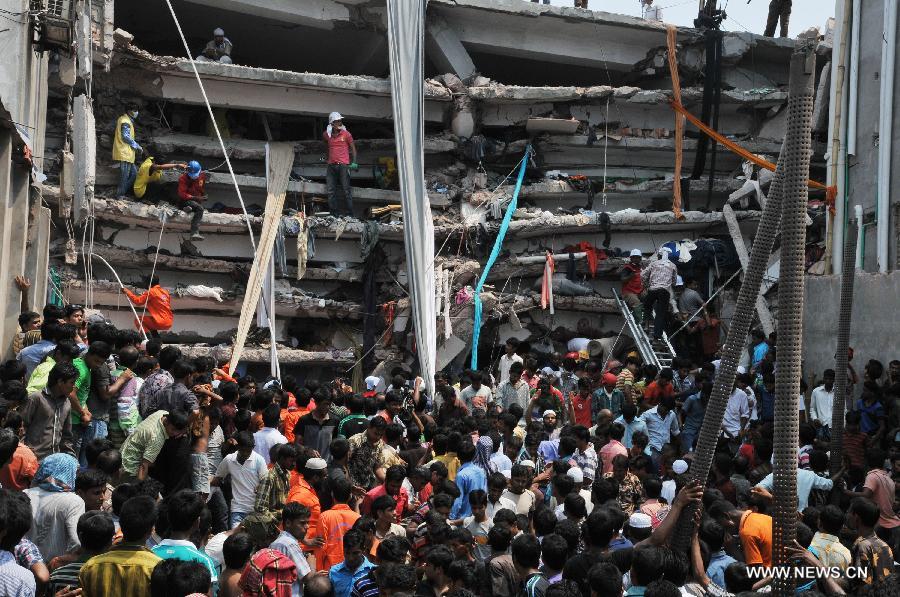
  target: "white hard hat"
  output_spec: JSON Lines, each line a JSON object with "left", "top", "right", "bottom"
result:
{"left": 328, "top": 112, "right": 344, "bottom": 124}
{"left": 630, "top": 249, "right": 642, "bottom": 257}
{"left": 214, "top": 28, "right": 225, "bottom": 36}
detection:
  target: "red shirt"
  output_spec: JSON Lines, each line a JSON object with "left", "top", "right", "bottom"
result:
{"left": 570, "top": 392, "right": 592, "bottom": 427}
{"left": 324, "top": 129, "right": 354, "bottom": 165}
{"left": 360, "top": 484, "right": 409, "bottom": 523}
{"left": 177, "top": 172, "right": 208, "bottom": 202}
{"left": 643, "top": 381, "right": 674, "bottom": 408}
{"left": 622, "top": 263, "right": 643, "bottom": 295}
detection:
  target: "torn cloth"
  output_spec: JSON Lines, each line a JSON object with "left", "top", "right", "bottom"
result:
{"left": 177, "top": 284, "right": 224, "bottom": 302}
{"left": 562, "top": 242, "right": 608, "bottom": 277}
{"left": 361, "top": 220, "right": 380, "bottom": 261}
{"left": 541, "top": 252, "right": 555, "bottom": 314}
{"left": 296, "top": 214, "right": 308, "bottom": 280}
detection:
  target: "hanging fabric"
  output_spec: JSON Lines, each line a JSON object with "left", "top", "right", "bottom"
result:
{"left": 666, "top": 25, "right": 685, "bottom": 220}
{"left": 470, "top": 145, "right": 531, "bottom": 370}
{"left": 296, "top": 214, "right": 308, "bottom": 280}
{"left": 541, "top": 252, "right": 556, "bottom": 315}
{"left": 443, "top": 269, "right": 453, "bottom": 340}
{"left": 386, "top": 0, "right": 437, "bottom": 399}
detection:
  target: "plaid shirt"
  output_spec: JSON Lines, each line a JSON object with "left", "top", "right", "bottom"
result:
{"left": 239, "top": 548, "right": 297, "bottom": 597}
{"left": 254, "top": 463, "right": 290, "bottom": 516}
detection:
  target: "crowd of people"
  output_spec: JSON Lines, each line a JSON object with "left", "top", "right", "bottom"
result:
{"left": 1, "top": 299, "right": 900, "bottom": 597}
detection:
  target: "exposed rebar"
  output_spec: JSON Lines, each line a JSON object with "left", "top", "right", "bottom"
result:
{"left": 771, "top": 47, "right": 815, "bottom": 596}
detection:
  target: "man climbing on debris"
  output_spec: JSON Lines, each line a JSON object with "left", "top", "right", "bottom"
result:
{"left": 196, "top": 28, "right": 233, "bottom": 64}
{"left": 620, "top": 249, "right": 643, "bottom": 324}
{"left": 641, "top": 247, "right": 678, "bottom": 341}
{"left": 133, "top": 157, "right": 187, "bottom": 201}
{"left": 113, "top": 104, "right": 143, "bottom": 200}
{"left": 122, "top": 276, "right": 173, "bottom": 338}
{"left": 324, "top": 112, "right": 358, "bottom": 217}
{"left": 177, "top": 160, "right": 208, "bottom": 241}
{"left": 763, "top": 0, "right": 791, "bottom": 38}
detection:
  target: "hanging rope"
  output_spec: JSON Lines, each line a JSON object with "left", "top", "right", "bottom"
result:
{"left": 88, "top": 254, "right": 149, "bottom": 342}
{"left": 666, "top": 25, "right": 685, "bottom": 220}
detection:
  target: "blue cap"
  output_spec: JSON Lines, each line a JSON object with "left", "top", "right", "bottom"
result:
{"left": 187, "top": 160, "right": 202, "bottom": 179}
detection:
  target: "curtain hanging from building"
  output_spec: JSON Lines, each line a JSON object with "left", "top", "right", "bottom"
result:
{"left": 386, "top": 0, "right": 436, "bottom": 401}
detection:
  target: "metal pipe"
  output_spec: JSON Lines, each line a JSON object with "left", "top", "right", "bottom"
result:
{"left": 513, "top": 252, "right": 587, "bottom": 264}
{"left": 877, "top": 0, "right": 897, "bottom": 273}
{"left": 848, "top": 0, "right": 860, "bottom": 156}
{"left": 855, "top": 204, "right": 864, "bottom": 270}
{"left": 825, "top": 0, "right": 852, "bottom": 274}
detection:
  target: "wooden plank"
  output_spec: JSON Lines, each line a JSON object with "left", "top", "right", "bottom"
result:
{"left": 722, "top": 204, "right": 775, "bottom": 336}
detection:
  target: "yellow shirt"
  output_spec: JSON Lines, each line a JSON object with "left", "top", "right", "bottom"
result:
{"left": 133, "top": 158, "right": 162, "bottom": 198}
{"left": 79, "top": 543, "right": 160, "bottom": 597}
{"left": 434, "top": 452, "right": 460, "bottom": 481}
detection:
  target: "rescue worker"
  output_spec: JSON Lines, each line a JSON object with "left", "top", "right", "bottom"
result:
{"left": 122, "top": 276, "right": 173, "bottom": 338}
{"left": 324, "top": 112, "right": 358, "bottom": 217}
{"left": 113, "top": 104, "right": 143, "bottom": 199}
{"left": 641, "top": 247, "right": 678, "bottom": 341}
{"left": 196, "top": 28, "right": 233, "bottom": 64}
{"left": 620, "top": 249, "right": 643, "bottom": 324}
{"left": 177, "top": 160, "right": 208, "bottom": 241}
{"left": 133, "top": 157, "right": 187, "bottom": 201}
{"left": 764, "top": 0, "right": 791, "bottom": 38}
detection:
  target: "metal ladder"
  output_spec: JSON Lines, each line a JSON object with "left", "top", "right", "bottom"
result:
{"left": 613, "top": 289, "right": 676, "bottom": 370}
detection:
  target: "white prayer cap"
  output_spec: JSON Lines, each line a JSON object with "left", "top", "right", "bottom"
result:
{"left": 628, "top": 512, "right": 652, "bottom": 529}
{"left": 540, "top": 366, "right": 556, "bottom": 376}
{"left": 567, "top": 467, "right": 584, "bottom": 484}
{"left": 365, "top": 375, "right": 381, "bottom": 390}
{"left": 329, "top": 112, "right": 344, "bottom": 124}
{"left": 520, "top": 460, "right": 536, "bottom": 469}
{"left": 672, "top": 459, "right": 689, "bottom": 474}
{"left": 675, "top": 275, "right": 684, "bottom": 286}
{"left": 306, "top": 458, "right": 327, "bottom": 471}
{"left": 630, "top": 249, "right": 642, "bottom": 257}
{"left": 214, "top": 28, "right": 225, "bottom": 36}
{"left": 502, "top": 469, "right": 511, "bottom": 479}
{"left": 542, "top": 410, "right": 557, "bottom": 418}
{"left": 736, "top": 365, "right": 747, "bottom": 374}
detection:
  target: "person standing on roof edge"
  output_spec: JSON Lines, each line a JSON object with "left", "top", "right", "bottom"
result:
{"left": 620, "top": 249, "right": 644, "bottom": 324}
{"left": 113, "top": 104, "right": 143, "bottom": 200}
{"left": 177, "top": 160, "right": 208, "bottom": 241}
{"left": 324, "top": 112, "right": 358, "bottom": 218}
{"left": 641, "top": 247, "right": 678, "bottom": 341}
{"left": 121, "top": 276, "right": 173, "bottom": 338}
{"left": 196, "top": 28, "right": 233, "bottom": 64}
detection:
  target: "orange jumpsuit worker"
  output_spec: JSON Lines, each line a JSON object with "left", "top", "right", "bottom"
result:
{"left": 287, "top": 457, "right": 326, "bottom": 556}
{"left": 122, "top": 275, "right": 173, "bottom": 337}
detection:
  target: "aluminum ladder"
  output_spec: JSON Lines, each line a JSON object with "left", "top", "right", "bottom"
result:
{"left": 613, "top": 289, "right": 676, "bottom": 370}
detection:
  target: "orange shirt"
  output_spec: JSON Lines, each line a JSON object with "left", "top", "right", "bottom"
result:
{"left": 0, "top": 443, "right": 38, "bottom": 491}
{"left": 317, "top": 503, "right": 360, "bottom": 571}
{"left": 287, "top": 475, "right": 321, "bottom": 550}
{"left": 281, "top": 408, "right": 306, "bottom": 444}
{"left": 124, "top": 285, "right": 173, "bottom": 331}
{"left": 740, "top": 511, "right": 773, "bottom": 567}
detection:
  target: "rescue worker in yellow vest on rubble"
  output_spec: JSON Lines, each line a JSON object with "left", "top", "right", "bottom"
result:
{"left": 113, "top": 104, "right": 143, "bottom": 200}
{"left": 133, "top": 157, "right": 188, "bottom": 202}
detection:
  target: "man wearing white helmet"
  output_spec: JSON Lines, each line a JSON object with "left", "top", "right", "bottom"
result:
{"left": 324, "top": 112, "right": 358, "bottom": 217}
{"left": 196, "top": 28, "right": 233, "bottom": 64}
{"left": 620, "top": 248, "right": 644, "bottom": 323}
{"left": 641, "top": 247, "right": 678, "bottom": 340}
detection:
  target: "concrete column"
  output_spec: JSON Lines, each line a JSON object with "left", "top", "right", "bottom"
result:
{"left": 425, "top": 15, "right": 477, "bottom": 81}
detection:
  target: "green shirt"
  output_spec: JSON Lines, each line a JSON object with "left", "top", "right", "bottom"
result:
{"left": 120, "top": 410, "right": 169, "bottom": 476}
{"left": 26, "top": 356, "right": 55, "bottom": 394}
{"left": 72, "top": 357, "right": 91, "bottom": 425}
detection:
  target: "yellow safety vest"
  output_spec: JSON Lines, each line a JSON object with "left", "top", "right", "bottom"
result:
{"left": 133, "top": 157, "right": 162, "bottom": 198}
{"left": 112, "top": 114, "right": 136, "bottom": 163}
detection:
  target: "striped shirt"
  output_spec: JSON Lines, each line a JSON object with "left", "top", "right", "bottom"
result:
{"left": 0, "top": 550, "right": 36, "bottom": 597}
{"left": 350, "top": 570, "right": 379, "bottom": 597}
{"left": 79, "top": 543, "right": 161, "bottom": 597}
{"left": 49, "top": 558, "right": 88, "bottom": 593}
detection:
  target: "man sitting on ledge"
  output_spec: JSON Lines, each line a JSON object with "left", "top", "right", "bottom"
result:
{"left": 196, "top": 28, "right": 233, "bottom": 64}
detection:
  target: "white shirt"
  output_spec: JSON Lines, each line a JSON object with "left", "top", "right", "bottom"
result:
{"left": 215, "top": 451, "right": 267, "bottom": 512}
{"left": 498, "top": 353, "right": 523, "bottom": 385}
{"left": 487, "top": 496, "right": 517, "bottom": 519}
{"left": 722, "top": 388, "right": 750, "bottom": 438}
{"left": 253, "top": 427, "right": 288, "bottom": 464}
{"left": 463, "top": 516, "right": 493, "bottom": 562}
{"left": 809, "top": 385, "right": 836, "bottom": 426}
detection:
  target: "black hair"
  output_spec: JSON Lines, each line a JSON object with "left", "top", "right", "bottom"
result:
{"left": 165, "top": 490, "right": 204, "bottom": 533}
{"left": 165, "top": 408, "right": 191, "bottom": 431}
{"left": 850, "top": 497, "right": 881, "bottom": 527}
{"left": 157, "top": 346, "right": 182, "bottom": 371}
{"left": 262, "top": 402, "right": 281, "bottom": 428}
{"left": 282, "top": 501, "right": 311, "bottom": 523}
{"left": 86, "top": 341, "right": 112, "bottom": 360}
{"left": 0, "top": 489, "right": 31, "bottom": 550}
{"left": 425, "top": 544, "right": 454, "bottom": 573}
{"left": 372, "top": 494, "right": 397, "bottom": 514}
{"left": 818, "top": 504, "right": 844, "bottom": 535}
{"left": 120, "top": 496, "right": 158, "bottom": 542}
{"left": 631, "top": 545, "right": 667, "bottom": 587}
{"left": 343, "top": 528, "right": 366, "bottom": 551}
{"left": 723, "top": 561, "right": 754, "bottom": 592}
{"left": 0, "top": 429, "right": 17, "bottom": 468}
{"left": 48, "top": 361, "right": 79, "bottom": 387}
{"left": 385, "top": 464, "right": 406, "bottom": 484}
{"left": 84, "top": 438, "right": 114, "bottom": 466}
{"left": 77, "top": 511, "right": 115, "bottom": 552}
{"left": 165, "top": 560, "right": 212, "bottom": 596}
{"left": 17, "top": 311, "right": 39, "bottom": 328}
{"left": 511, "top": 533, "right": 541, "bottom": 569}
{"left": 76, "top": 468, "right": 109, "bottom": 493}
{"left": 488, "top": 523, "right": 513, "bottom": 552}
{"left": 583, "top": 508, "right": 617, "bottom": 548}
{"left": 540, "top": 533, "right": 568, "bottom": 571}
{"left": 111, "top": 483, "right": 137, "bottom": 516}
{"left": 698, "top": 519, "right": 726, "bottom": 552}
{"left": 376, "top": 535, "right": 410, "bottom": 564}
{"left": 588, "top": 562, "right": 623, "bottom": 597}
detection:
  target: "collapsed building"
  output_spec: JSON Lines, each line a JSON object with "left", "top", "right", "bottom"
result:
{"left": 16, "top": 0, "right": 841, "bottom": 379}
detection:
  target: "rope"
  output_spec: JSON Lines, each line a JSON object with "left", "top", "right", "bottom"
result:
{"left": 601, "top": 98, "right": 609, "bottom": 208}
{"left": 670, "top": 100, "right": 833, "bottom": 195}
{"left": 88, "top": 254, "right": 149, "bottom": 342}
{"left": 162, "top": 0, "right": 258, "bottom": 252}
{"left": 140, "top": 212, "right": 168, "bottom": 323}
{"left": 667, "top": 25, "right": 685, "bottom": 220}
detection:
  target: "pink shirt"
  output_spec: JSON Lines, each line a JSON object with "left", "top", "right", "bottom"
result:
{"left": 864, "top": 469, "right": 900, "bottom": 528}
{"left": 599, "top": 439, "right": 629, "bottom": 475}
{"left": 324, "top": 129, "right": 354, "bottom": 164}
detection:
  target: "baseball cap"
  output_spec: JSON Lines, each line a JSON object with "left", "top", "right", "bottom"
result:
{"left": 630, "top": 249, "right": 642, "bottom": 257}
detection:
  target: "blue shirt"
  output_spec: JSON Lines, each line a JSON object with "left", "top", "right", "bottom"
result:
{"left": 756, "top": 468, "right": 833, "bottom": 512}
{"left": 0, "top": 550, "right": 36, "bottom": 597}
{"left": 638, "top": 406, "right": 680, "bottom": 451}
{"left": 681, "top": 393, "right": 705, "bottom": 434}
{"left": 706, "top": 549, "right": 737, "bottom": 588}
{"left": 451, "top": 461, "right": 488, "bottom": 519}
{"left": 614, "top": 415, "right": 648, "bottom": 450}
{"left": 857, "top": 399, "right": 884, "bottom": 434}
{"left": 17, "top": 340, "right": 55, "bottom": 379}
{"left": 152, "top": 538, "right": 219, "bottom": 593}
{"left": 329, "top": 557, "right": 376, "bottom": 597}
